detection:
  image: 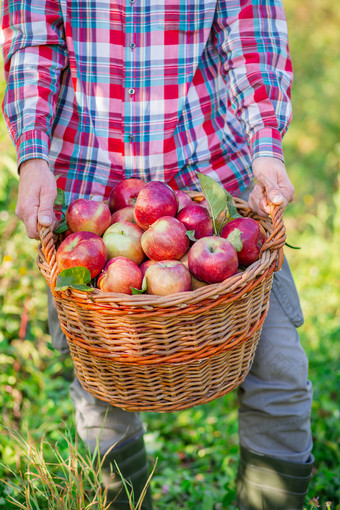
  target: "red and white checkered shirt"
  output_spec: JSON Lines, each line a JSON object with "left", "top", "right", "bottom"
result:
{"left": 1, "top": 0, "right": 293, "bottom": 205}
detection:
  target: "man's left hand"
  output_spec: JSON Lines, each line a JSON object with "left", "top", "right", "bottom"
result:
{"left": 248, "top": 157, "right": 295, "bottom": 217}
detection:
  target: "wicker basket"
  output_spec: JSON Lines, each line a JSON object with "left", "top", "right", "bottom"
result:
{"left": 37, "top": 194, "right": 286, "bottom": 413}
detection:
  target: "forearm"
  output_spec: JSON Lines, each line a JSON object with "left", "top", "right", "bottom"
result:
{"left": 214, "top": 0, "right": 293, "bottom": 162}
{"left": 1, "top": 0, "right": 68, "bottom": 169}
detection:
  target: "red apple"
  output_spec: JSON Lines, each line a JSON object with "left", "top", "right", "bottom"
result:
{"left": 188, "top": 236, "right": 238, "bottom": 284}
{"left": 134, "top": 181, "right": 178, "bottom": 230}
{"left": 102, "top": 221, "right": 144, "bottom": 265}
{"left": 108, "top": 178, "right": 146, "bottom": 212}
{"left": 66, "top": 199, "right": 111, "bottom": 236}
{"left": 220, "top": 217, "right": 266, "bottom": 266}
{"left": 177, "top": 203, "right": 213, "bottom": 240}
{"left": 174, "top": 189, "right": 193, "bottom": 211}
{"left": 97, "top": 257, "right": 143, "bottom": 294}
{"left": 141, "top": 216, "right": 189, "bottom": 261}
{"left": 56, "top": 231, "right": 107, "bottom": 279}
{"left": 139, "top": 259, "right": 159, "bottom": 277}
{"left": 145, "top": 260, "right": 191, "bottom": 296}
{"left": 110, "top": 206, "right": 136, "bottom": 225}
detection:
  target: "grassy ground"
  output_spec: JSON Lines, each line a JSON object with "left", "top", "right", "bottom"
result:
{"left": 0, "top": 1, "right": 339, "bottom": 508}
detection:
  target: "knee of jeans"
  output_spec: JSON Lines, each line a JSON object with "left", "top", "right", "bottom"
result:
{"left": 239, "top": 310, "right": 313, "bottom": 422}
{"left": 249, "top": 278, "right": 309, "bottom": 389}
{"left": 238, "top": 373, "right": 313, "bottom": 463}
{"left": 74, "top": 403, "right": 144, "bottom": 455}
{"left": 70, "top": 378, "right": 144, "bottom": 454}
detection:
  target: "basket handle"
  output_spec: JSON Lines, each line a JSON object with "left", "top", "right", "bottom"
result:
{"left": 37, "top": 222, "right": 59, "bottom": 289}
{"left": 260, "top": 202, "right": 286, "bottom": 271}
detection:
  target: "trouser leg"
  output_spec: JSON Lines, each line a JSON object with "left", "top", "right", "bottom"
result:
{"left": 69, "top": 377, "right": 152, "bottom": 509}
{"left": 47, "top": 287, "right": 153, "bottom": 508}
{"left": 237, "top": 257, "right": 313, "bottom": 463}
{"left": 236, "top": 260, "right": 313, "bottom": 508}
{"left": 69, "top": 377, "right": 144, "bottom": 455}
{"left": 236, "top": 186, "right": 313, "bottom": 509}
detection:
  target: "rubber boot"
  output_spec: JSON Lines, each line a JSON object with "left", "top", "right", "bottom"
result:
{"left": 100, "top": 434, "right": 153, "bottom": 509}
{"left": 237, "top": 445, "right": 314, "bottom": 510}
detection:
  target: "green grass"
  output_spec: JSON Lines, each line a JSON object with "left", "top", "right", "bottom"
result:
{"left": 0, "top": 423, "right": 154, "bottom": 509}
{"left": 0, "top": 0, "right": 339, "bottom": 508}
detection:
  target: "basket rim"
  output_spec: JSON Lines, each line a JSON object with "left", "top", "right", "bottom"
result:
{"left": 37, "top": 195, "right": 285, "bottom": 309}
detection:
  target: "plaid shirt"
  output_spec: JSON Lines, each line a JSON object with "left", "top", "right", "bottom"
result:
{"left": 1, "top": 0, "right": 293, "bottom": 204}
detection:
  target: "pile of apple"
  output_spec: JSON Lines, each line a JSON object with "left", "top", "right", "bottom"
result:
{"left": 55, "top": 178, "right": 266, "bottom": 296}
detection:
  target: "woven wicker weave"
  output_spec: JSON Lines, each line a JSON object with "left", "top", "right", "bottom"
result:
{"left": 37, "top": 195, "right": 286, "bottom": 412}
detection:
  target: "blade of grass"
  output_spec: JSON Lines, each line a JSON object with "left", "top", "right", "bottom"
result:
{"left": 135, "top": 458, "right": 158, "bottom": 510}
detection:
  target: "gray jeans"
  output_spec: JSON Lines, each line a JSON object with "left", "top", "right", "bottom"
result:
{"left": 47, "top": 191, "right": 313, "bottom": 463}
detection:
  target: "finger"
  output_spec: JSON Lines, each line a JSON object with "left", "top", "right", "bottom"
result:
{"left": 279, "top": 181, "right": 295, "bottom": 205}
{"left": 261, "top": 174, "right": 286, "bottom": 206}
{"left": 15, "top": 204, "right": 23, "bottom": 222}
{"left": 37, "top": 185, "right": 57, "bottom": 228}
{"left": 248, "top": 185, "right": 268, "bottom": 217}
{"left": 15, "top": 200, "right": 39, "bottom": 239}
{"left": 23, "top": 204, "right": 40, "bottom": 239}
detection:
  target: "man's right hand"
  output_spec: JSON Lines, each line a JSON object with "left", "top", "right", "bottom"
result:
{"left": 15, "top": 159, "right": 58, "bottom": 239}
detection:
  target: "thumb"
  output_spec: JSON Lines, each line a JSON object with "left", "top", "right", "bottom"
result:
{"left": 266, "top": 187, "right": 284, "bottom": 205}
{"left": 261, "top": 176, "right": 285, "bottom": 205}
{"left": 37, "top": 190, "right": 56, "bottom": 227}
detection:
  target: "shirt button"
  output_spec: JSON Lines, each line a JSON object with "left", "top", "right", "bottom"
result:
{"left": 128, "top": 88, "right": 135, "bottom": 95}
{"left": 128, "top": 134, "right": 135, "bottom": 142}
{"left": 130, "top": 42, "right": 136, "bottom": 49}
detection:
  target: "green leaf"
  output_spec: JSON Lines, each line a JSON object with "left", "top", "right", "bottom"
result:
{"left": 227, "top": 228, "right": 243, "bottom": 252}
{"left": 55, "top": 267, "right": 93, "bottom": 292}
{"left": 227, "top": 201, "right": 242, "bottom": 219}
{"left": 196, "top": 172, "right": 229, "bottom": 221}
{"left": 54, "top": 218, "right": 69, "bottom": 234}
{"left": 54, "top": 187, "right": 65, "bottom": 207}
{"left": 186, "top": 230, "right": 197, "bottom": 242}
{"left": 196, "top": 171, "right": 239, "bottom": 235}
{"left": 131, "top": 276, "right": 147, "bottom": 295}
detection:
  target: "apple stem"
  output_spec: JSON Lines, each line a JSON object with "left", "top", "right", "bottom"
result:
{"left": 208, "top": 204, "right": 218, "bottom": 235}
{"left": 217, "top": 210, "right": 229, "bottom": 236}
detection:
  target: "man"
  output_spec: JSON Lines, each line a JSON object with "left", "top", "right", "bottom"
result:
{"left": 1, "top": 1, "right": 313, "bottom": 508}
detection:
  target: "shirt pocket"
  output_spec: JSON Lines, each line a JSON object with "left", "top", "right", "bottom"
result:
{"left": 271, "top": 257, "right": 304, "bottom": 328}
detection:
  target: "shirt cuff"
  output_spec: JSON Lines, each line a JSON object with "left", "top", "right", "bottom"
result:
{"left": 249, "top": 127, "right": 284, "bottom": 162}
{"left": 16, "top": 130, "right": 50, "bottom": 171}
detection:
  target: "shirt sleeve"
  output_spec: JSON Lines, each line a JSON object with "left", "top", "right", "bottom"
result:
{"left": 213, "top": 0, "right": 293, "bottom": 162}
{"left": 1, "top": 0, "right": 68, "bottom": 170}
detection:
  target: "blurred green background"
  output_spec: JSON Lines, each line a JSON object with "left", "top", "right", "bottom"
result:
{"left": 0, "top": 1, "right": 339, "bottom": 508}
